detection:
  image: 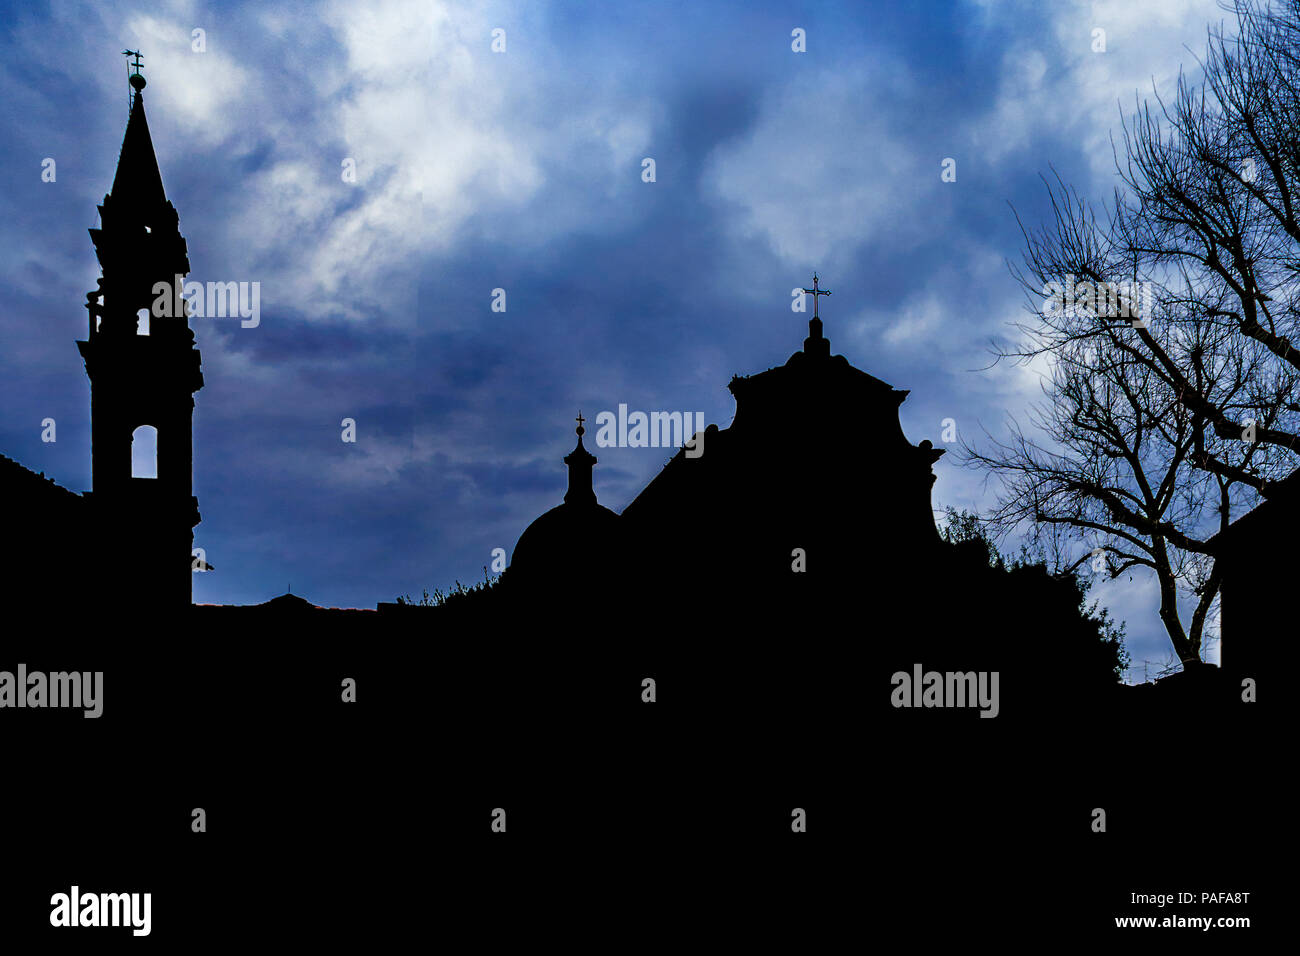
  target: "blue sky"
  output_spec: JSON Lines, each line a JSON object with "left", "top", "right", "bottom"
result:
{"left": 0, "top": 0, "right": 1233, "bottom": 671}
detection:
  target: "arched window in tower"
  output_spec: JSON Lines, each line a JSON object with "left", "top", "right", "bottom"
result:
{"left": 131, "top": 425, "right": 158, "bottom": 479}
{"left": 137, "top": 307, "right": 150, "bottom": 335}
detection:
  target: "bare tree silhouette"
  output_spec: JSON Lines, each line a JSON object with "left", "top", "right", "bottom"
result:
{"left": 966, "top": 0, "right": 1300, "bottom": 665}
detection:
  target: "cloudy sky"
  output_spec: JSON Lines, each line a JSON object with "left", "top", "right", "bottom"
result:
{"left": 0, "top": 0, "right": 1233, "bottom": 671}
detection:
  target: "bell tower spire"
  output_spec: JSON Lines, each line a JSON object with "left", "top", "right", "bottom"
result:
{"left": 77, "top": 57, "right": 204, "bottom": 612}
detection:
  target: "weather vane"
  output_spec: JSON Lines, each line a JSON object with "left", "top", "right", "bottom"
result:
{"left": 801, "top": 272, "right": 832, "bottom": 319}
{"left": 122, "top": 49, "right": 146, "bottom": 107}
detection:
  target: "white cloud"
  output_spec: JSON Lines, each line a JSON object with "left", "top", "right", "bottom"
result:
{"left": 125, "top": 16, "right": 255, "bottom": 149}
{"left": 702, "top": 63, "right": 921, "bottom": 266}
{"left": 882, "top": 295, "right": 948, "bottom": 347}
{"left": 196, "top": 0, "right": 665, "bottom": 325}
{"left": 966, "top": 0, "right": 1224, "bottom": 180}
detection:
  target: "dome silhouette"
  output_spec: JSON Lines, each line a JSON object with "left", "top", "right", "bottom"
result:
{"left": 509, "top": 416, "right": 623, "bottom": 597}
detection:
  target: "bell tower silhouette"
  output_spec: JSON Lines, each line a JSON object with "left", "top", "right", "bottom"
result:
{"left": 77, "top": 57, "right": 203, "bottom": 611}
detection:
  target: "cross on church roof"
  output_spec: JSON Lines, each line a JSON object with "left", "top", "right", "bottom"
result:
{"left": 575, "top": 410, "right": 586, "bottom": 436}
{"left": 801, "top": 272, "right": 832, "bottom": 319}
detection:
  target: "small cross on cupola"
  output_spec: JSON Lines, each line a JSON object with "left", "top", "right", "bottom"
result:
{"left": 800, "top": 272, "right": 833, "bottom": 357}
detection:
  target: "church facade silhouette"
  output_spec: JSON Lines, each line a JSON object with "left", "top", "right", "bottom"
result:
{"left": 501, "top": 291, "right": 950, "bottom": 619}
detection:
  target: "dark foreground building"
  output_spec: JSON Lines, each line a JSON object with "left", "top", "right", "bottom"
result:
{"left": 1207, "top": 470, "right": 1299, "bottom": 682}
